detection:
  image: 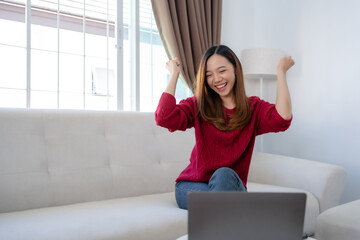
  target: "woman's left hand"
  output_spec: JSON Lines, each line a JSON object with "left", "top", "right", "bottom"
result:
{"left": 275, "top": 56, "right": 294, "bottom": 120}
{"left": 277, "top": 56, "right": 295, "bottom": 74}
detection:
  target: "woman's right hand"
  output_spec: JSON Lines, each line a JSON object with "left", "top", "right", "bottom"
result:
{"left": 166, "top": 57, "right": 181, "bottom": 77}
{"left": 164, "top": 57, "right": 181, "bottom": 96}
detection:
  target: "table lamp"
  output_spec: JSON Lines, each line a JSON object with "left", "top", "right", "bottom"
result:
{"left": 241, "top": 48, "right": 285, "bottom": 98}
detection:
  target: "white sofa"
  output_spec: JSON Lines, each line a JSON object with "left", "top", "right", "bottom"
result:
{"left": 0, "top": 109, "right": 346, "bottom": 239}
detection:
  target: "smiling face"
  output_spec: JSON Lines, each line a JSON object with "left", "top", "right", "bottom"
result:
{"left": 205, "top": 54, "right": 236, "bottom": 106}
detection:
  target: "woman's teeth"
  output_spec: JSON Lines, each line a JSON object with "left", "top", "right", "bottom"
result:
{"left": 216, "top": 83, "right": 227, "bottom": 89}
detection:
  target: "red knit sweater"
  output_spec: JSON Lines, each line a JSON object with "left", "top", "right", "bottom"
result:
{"left": 155, "top": 92, "right": 292, "bottom": 187}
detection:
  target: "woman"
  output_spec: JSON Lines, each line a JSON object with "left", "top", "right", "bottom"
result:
{"left": 155, "top": 45, "right": 294, "bottom": 209}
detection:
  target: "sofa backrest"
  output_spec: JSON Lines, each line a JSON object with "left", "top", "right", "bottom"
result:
{"left": 0, "top": 109, "right": 195, "bottom": 213}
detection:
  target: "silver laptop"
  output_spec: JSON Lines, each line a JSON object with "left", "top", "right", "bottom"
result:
{"left": 188, "top": 192, "right": 307, "bottom": 240}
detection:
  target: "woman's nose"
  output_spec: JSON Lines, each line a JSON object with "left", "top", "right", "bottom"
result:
{"left": 213, "top": 73, "right": 222, "bottom": 82}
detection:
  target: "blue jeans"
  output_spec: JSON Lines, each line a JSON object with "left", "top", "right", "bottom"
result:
{"left": 175, "top": 167, "right": 247, "bottom": 209}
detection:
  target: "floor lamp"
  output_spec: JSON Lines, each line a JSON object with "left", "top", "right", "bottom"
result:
{"left": 241, "top": 48, "right": 285, "bottom": 152}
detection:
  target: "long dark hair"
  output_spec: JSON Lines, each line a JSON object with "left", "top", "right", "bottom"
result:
{"left": 194, "top": 45, "right": 251, "bottom": 131}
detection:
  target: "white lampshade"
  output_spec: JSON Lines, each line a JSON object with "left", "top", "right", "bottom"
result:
{"left": 241, "top": 48, "right": 285, "bottom": 79}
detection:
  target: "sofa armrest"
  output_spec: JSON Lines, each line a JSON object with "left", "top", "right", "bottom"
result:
{"left": 248, "top": 152, "right": 347, "bottom": 212}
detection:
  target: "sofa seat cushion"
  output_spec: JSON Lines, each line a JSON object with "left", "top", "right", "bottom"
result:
{"left": 0, "top": 183, "right": 320, "bottom": 240}
{"left": 248, "top": 182, "right": 320, "bottom": 235}
{"left": 0, "top": 192, "right": 187, "bottom": 240}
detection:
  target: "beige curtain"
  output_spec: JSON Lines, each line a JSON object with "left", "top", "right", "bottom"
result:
{"left": 151, "top": 0, "right": 222, "bottom": 93}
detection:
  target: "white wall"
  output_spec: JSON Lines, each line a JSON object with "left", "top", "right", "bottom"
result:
{"left": 222, "top": 0, "right": 360, "bottom": 203}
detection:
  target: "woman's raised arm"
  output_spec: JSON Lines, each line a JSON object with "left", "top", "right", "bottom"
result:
{"left": 275, "top": 56, "right": 295, "bottom": 120}
{"left": 164, "top": 57, "right": 181, "bottom": 96}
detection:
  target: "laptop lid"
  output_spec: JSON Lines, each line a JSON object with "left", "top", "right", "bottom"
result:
{"left": 188, "top": 192, "right": 306, "bottom": 240}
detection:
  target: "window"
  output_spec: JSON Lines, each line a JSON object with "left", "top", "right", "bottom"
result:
{"left": 0, "top": 0, "right": 191, "bottom": 111}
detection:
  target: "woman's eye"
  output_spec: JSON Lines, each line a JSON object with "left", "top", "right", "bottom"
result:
{"left": 220, "top": 70, "right": 225, "bottom": 73}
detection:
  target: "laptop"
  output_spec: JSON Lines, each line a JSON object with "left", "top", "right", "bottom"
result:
{"left": 187, "top": 192, "right": 307, "bottom": 240}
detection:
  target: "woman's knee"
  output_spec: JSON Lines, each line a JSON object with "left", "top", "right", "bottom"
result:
{"left": 211, "top": 167, "right": 240, "bottom": 183}
{"left": 209, "top": 167, "right": 246, "bottom": 192}
{"left": 213, "top": 167, "right": 238, "bottom": 178}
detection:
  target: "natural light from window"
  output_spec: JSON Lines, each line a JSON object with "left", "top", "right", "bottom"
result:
{"left": 0, "top": 0, "right": 191, "bottom": 111}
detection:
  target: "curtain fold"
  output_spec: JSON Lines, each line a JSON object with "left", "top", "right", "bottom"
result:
{"left": 151, "top": 0, "right": 222, "bottom": 93}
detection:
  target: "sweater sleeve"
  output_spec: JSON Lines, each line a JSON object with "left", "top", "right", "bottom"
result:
{"left": 251, "top": 96, "right": 292, "bottom": 135}
{"left": 154, "top": 92, "right": 195, "bottom": 132}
